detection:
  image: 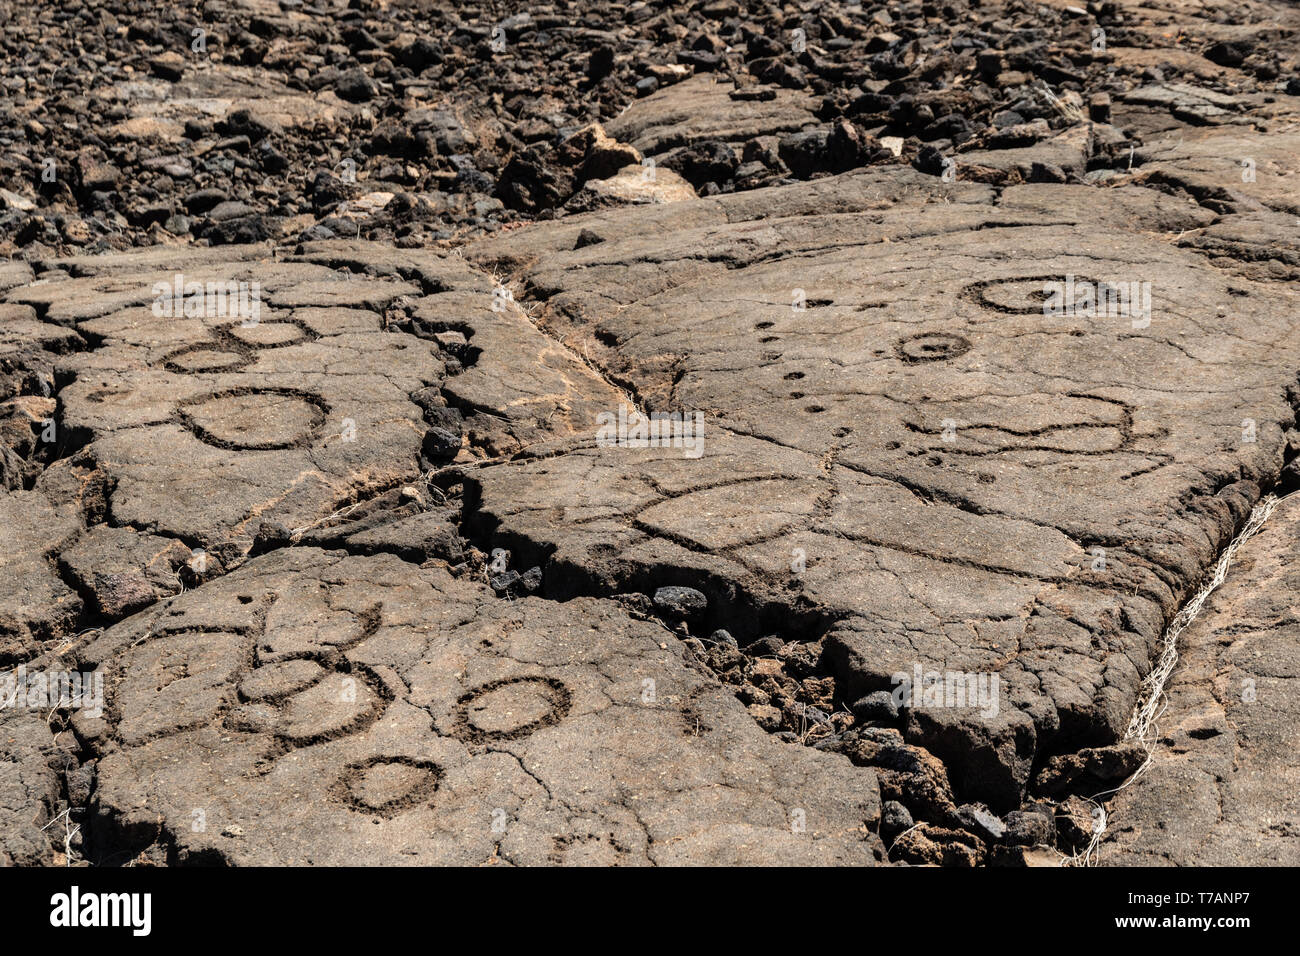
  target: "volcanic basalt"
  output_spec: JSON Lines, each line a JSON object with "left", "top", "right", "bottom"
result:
{"left": 2, "top": 0, "right": 1299, "bottom": 868}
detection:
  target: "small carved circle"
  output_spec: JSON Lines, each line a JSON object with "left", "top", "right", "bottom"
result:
{"left": 964, "top": 276, "right": 1103, "bottom": 315}
{"left": 163, "top": 344, "right": 253, "bottom": 374}
{"left": 453, "top": 677, "right": 572, "bottom": 742}
{"left": 223, "top": 319, "right": 317, "bottom": 349}
{"left": 895, "top": 332, "right": 971, "bottom": 363}
{"left": 334, "top": 756, "right": 443, "bottom": 818}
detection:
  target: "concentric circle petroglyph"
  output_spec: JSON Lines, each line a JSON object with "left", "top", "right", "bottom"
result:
{"left": 963, "top": 276, "right": 1103, "bottom": 315}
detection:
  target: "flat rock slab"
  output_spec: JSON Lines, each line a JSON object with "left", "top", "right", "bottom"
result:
{"left": 3, "top": 89, "right": 1299, "bottom": 863}
{"left": 106, "top": 63, "right": 356, "bottom": 144}
{"left": 1104, "top": 494, "right": 1300, "bottom": 866}
{"left": 466, "top": 159, "right": 1300, "bottom": 810}
{"left": 607, "top": 75, "right": 820, "bottom": 157}
{"left": 70, "top": 548, "right": 882, "bottom": 866}
{"left": 0, "top": 237, "right": 883, "bottom": 866}
{"left": 1134, "top": 127, "right": 1300, "bottom": 217}
{"left": 0, "top": 242, "right": 618, "bottom": 659}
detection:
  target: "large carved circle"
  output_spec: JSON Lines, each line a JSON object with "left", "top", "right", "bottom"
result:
{"left": 177, "top": 387, "right": 327, "bottom": 450}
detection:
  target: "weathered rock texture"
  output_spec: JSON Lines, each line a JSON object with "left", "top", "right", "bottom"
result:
{"left": 70, "top": 548, "right": 882, "bottom": 865}
{"left": 3, "top": 0, "right": 1300, "bottom": 867}
{"left": 464, "top": 140, "right": 1300, "bottom": 813}
{"left": 0, "top": 241, "right": 888, "bottom": 865}
{"left": 1105, "top": 494, "right": 1300, "bottom": 866}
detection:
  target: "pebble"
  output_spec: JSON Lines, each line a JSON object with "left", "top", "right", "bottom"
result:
{"left": 653, "top": 585, "right": 708, "bottom": 618}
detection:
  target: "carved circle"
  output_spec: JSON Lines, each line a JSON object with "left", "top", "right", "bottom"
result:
{"left": 452, "top": 677, "right": 572, "bottom": 742}
{"left": 222, "top": 319, "right": 318, "bottom": 349}
{"left": 160, "top": 320, "right": 319, "bottom": 376}
{"left": 963, "top": 276, "right": 1109, "bottom": 316}
{"left": 894, "top": 332, "right": 971, "bottom": 363}
{"left": 177, "top": 387, "right": 327, "bottom": 450}
{"left": 333, "top": 756, "right": 443, "bottom": 818}
{"left": 163, "top": 344, "right": 253, "bottom": 374}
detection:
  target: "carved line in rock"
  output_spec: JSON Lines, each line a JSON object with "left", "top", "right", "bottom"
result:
{"left": 961, "top": 275, "right": 1107, "bottom": 315}
{"left": 163, "top": 343, "right": 254, "bottom": 374}
{"left": 176, "top": 386, "right": 329, "bottom": 451}
{"left": 331, "top": 755, "right": 444, "bottom": 819}
{"left": 220, "top": 318, "right": 320, "bottom": 350}
{"left": 159, "top": 319, "right": 320, "bottom": 375}
{"left": 227, "top": 658, "right": 393, "bottom": 750}
{"left": 452, "top": 676, "right": 573, "bottom": 743}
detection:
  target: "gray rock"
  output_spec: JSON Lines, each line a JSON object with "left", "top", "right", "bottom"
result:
{"left": 335, "top": 67, "right": 377, "bottom": 102}
{"left": 852, "top": 690, "right": 900, "bottom": 722}
{"left": 489, "top": 570, "right": 521, "bottom": 593}
{"left": 707, "top": 629, "right": 738, "bottom": 647}
{"left": 880, "top": 800, "right": 914, "bottom": 841}
{"left": 462, "top": 150, "right": 1300, "bottom": 815}
{"left": 653, "top": 585, "right": 708, "bottom": 618}
{"left": 955, "top": 803, "right": 1006, "bottom": 842}
{"left": 519, "top": 566, "right": 543, "bottom": 592}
